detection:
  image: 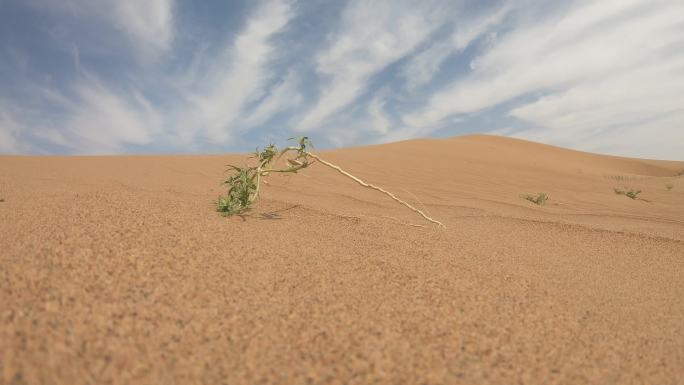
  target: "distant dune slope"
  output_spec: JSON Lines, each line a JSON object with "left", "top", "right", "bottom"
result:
{"left": 267, "top": 135, "right": 684, "bottom": 239}
{"left": 1, "top": 135, "right": 683, "bottom": 384}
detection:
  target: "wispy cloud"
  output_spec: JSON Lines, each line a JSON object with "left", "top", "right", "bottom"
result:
{"left": 367, "top": 93, "right": 392, "bottom": 135}
{"left": 296, "top": 0, "right": 451, "bottom": 132}
{"left": 241, "top": 70, "right": 302, "bottom": 129}
{"left": 26, "top": 0, "right": 174, "bottom": 59}
{"left": 401, "top": 0, "right": 684, "bottom": 158}
{"left": 400, "top": 4, "right": 511, "bottom": 91}
{"left": 111, "top": 0, "right": 174, "bottom": 54}
{"left": 0, "top": 109, "right": 22, "bottom": 154}
{"left": 4, "top": 74, "right": 164, "bottom": 154}
{"left": 1, "top": 0, "right": 682, "bottom": 159}
{"left": 61, "top": 76, "right": 163, "bottom": 153}
{"left": 182, "top": 0, "right": 294, "bottom": 144}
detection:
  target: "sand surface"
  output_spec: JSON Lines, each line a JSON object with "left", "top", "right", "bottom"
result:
{"left": 1, "top": 135, "right": 683, "bottom": 384}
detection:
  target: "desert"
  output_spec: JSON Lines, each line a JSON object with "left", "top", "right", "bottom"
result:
{"left": 1, "top": 135, "right": 683, "bottom": 384}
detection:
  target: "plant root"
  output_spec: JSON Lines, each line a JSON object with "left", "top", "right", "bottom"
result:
{"left": 306, "top": 152, "right": 445, "bottom": 228}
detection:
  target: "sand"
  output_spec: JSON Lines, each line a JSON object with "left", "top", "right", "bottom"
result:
{"left": 1, "top": 135, "right": 683, "bottom": 384}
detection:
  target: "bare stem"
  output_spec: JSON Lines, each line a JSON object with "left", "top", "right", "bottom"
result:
{"left": 305, "top": 152, "right": 445, "bottom": 228}
{"left": 252, "top": 167, "right": 262, "bottom": 203}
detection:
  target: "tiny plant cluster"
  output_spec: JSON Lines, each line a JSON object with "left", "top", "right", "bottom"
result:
{"left": 522, "top": 192, "right": 548, "bottom": 205}
{"left": 665, "top": 183, "right": 674, "bottom": 191}
{"left": 614, "top": 187, "right": 641, "bottom": 200}
{"left": 217, "top": 137, "right": 444, "bottom": 227}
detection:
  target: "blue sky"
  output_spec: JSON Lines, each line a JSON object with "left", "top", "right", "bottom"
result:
{"left": 1, "top": 0, "right": 682, "bottom": 159}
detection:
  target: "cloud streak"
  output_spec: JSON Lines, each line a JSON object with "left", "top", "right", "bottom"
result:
{"left": 0, "top": 110, "right": 22, "bottom": 154}
{"left": 25, "top": 0, "right": 174, "bottom": 58}
{"left": 1, "top": 0, "right": 682, "bottom": 159}
{"left": 297, "top": 0, "right": 451, "bottom": 132}
{"left": 62, "top": 76, "right": 164, "bottom": 153}
{"left": 401, "top": 0, "right": 684, "bottom": 158}
{"left": 183, "top": 0, "right": 294, "bottom": 144}
{"left": 400, "top": 3, "right": 511, "bottom": 91}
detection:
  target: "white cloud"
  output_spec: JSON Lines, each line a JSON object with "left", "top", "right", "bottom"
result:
{"left": 60, "top": 75, "right": 163, "bottom": 154}
{"left": 184, "top": 0, "right": 293, "bottom": 143}
{"left": 585, "top": 110, "right": 684, "bottom": 160}
{"left": 400, "top": 0, "right": 684, "bottom": 158}
{"left": 241, "top": 70, "right": 302, "bottom": 128}
{"left": 401, "top": 4, "right": 511, "bottom": 91}
{"left": 367, "top": 94, "right": 392, "bottom": 135}
{"left": 510, "top": 61, "right": 684, "bottom": 137}
{"left": 111, "top": 0, "right": 174, "bottom": 54}
{"left": 0, "top": 110, "right": 21, "bottom": 154}
{"left": 3, "top": 0, "right": 294, "bottom": 153}
{"left": 26, "top": 0, "right": 174, "bottom": 57}
{"left": 297, "top": 0, "right": 451, "bottom": 132}
{"left": 401, "top": 40, "right": 454, "bottom": 92}
{"left": 509, "top": 59, "right": 684, "bottom": 159}
{"left": 5, "top": 0, "right": 682, "bottom": 159}
{"left": 1, "top": 73, "right": 164, "bottom": 154}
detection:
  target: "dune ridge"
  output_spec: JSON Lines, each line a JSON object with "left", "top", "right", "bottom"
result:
{"left": 1, "top": 135, "right": 683, "bottom": 384}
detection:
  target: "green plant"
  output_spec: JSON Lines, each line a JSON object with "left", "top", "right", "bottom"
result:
{"left": 614, "top": 187, "right": 641, "bottom": 200}
{"left": 217, "top": 137, "right": 444, "bottom": 227}
{"left": 522, "top": 192, "right": 548, "bottom": 205}
{"left": 217, "top": 138, "right": 313, "bottom": 216}
{"left": 665, "top": 183, "right": 674, "bottom": 191}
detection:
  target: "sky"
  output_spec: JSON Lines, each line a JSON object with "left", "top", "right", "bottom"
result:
{"left": 0, "top": 0, "right": 682, "bottom": 159}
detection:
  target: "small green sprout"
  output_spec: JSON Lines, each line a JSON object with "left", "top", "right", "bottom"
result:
{"left": 665, "top": 183, "right": 674, "bottom": 191}
{"left": 614, "top": 187, "right": 641, "bottom": 200}
{"left": 522, "top": 192, "right": 548, "bottom": 205}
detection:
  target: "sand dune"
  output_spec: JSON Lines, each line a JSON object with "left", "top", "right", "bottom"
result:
{"left": 1, "top": 135, "right": 683, "bottom": 384}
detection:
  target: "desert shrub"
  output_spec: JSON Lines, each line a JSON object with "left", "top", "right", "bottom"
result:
{"left": 217, "top": 137, "right": 444, "bottom": 227}
{"left": 522, "top": 192, "right": 548, "bottom": 205}
{"left": 217, "top": 140, "right": 310, "bottom": 216}
{"left": 614, "top": 187, "right": 641, "bottom": 199}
